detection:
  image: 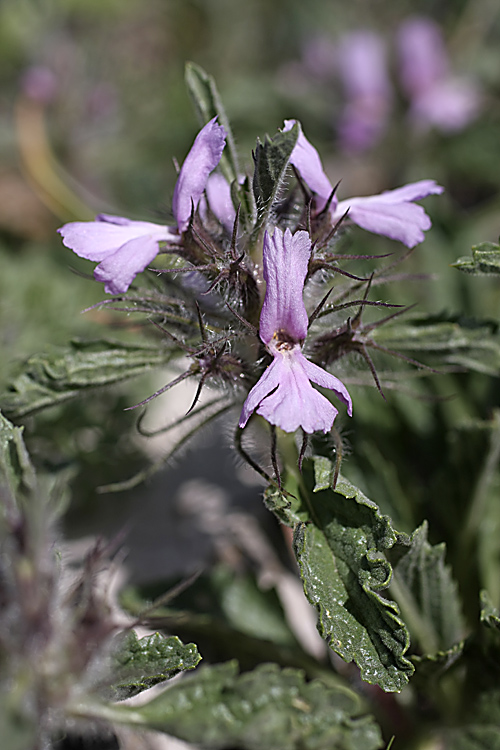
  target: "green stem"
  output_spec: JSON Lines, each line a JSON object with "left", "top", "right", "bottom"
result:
{"left": 462, "top": 409, "right": 500, "bottom": 547}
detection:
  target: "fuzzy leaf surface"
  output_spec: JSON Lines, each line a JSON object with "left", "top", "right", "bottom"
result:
{"left": 251, "top": 124, "right": 299, "bottom": 239}
{"left": 389, "top": 521, "right": 464, "bottom": 655}
{"left": 452, "top": 241, "right": 500, "bottom": 275}
{"left": 95, "top": 661, "right": 383, "bottom": 750}
{"left": 266, "top": 459, "right": 414, "bottom": 692}
{"left": 369, "top": 312, "right": 500, "bottom": 375}
{"left": 1, "top": 338, "right": 172, "bottom": 418}
{"left": 109, "top": 631, "right": 201, "bottom": 700}
{"left": 185, "top": 62, "right": 239, "bottom": 187}
{"left": 0, "top": 411, "right": 36, "bottom": 504}
{"left": 436, "top": 594, "right": 500, "bottom": 749}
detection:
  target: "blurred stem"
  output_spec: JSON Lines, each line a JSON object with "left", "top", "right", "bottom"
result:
{"left": 462, "top": 409, "right": 500, "bottom": 547}
{"left": 68, "top": 699, "right": 145, "bottom": 728}
{"left": 15, "top": 97, "right": 95, "bottom": 222}
{"left": 389, "top": 574, "right": 438, "bottom": 656}
{"left": 278, "top": 431, "right": 322, "bottom": 529}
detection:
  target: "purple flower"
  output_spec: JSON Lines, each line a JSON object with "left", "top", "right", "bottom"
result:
{"left": 172, "top": 117, "right": 227, "bottom": 232}
{"left": 59, "top": 118, "right": 226, "bottom": 293}
{"left": 201, "top": 172, "right": 237, "bottom": 232}
{"left": 58, "top": 215, "right": 178, "bottom": 295}
{"left": 239, "top": 228, "right": 352, "bottom": 434}
{"left": 284, "top": 120, "right": 443, "bottom": 247}
{"left": 336, "top": 31, "right": 392, "bottom": 153}
{"left": 397, "top": 17, "right": 482, "bottom": 133}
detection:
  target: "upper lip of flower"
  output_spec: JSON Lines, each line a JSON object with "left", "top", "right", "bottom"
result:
{"left": 57, "top": 117, "right": 227, "bottom": 294}
{"left": 284, "top": 119, "right": 443, "bottom": 248}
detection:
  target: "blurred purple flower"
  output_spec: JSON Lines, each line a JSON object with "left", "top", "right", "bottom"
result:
{"left": 301, "top": 34, "right": 338, "bottom": 80}
{"left": 239, "top": 228, "right": 352, "bottom": 434}
{"left": 336, "top": 30, "right": 392, "bottom": 152}
{"left": 285, "top": 120, "right": 443, "bottom": 247}
{"left": 20, "top": 66, "right": 59, "bottom": 104}
{"left": 397, "top": 17, "right": 482, "bottom": 132}
{"left": 59, "top": 118, "right": 226, "bottom": 293}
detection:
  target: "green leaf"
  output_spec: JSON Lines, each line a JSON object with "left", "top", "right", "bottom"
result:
{"left": 1, "top": 338, "right": 173, "bottom": 418}
{"left": 109, "top": 631, "right": 201, "bottom": 700}
{"left": 389, "top": 521, "right": 465, "bottom": 655}
{"left": 369, "top": 312, "right": 500, "bottom": 376}
{"left": 452, "top": 241, "right": 500, "bottom": 275}
{"left": 437, "top": 594, "right": 500, "bottom": 748}
{"left": 210, "top": 566, "right": 300, "bottom": 647}
{"left": 119, "top": 567, "right": 328, "bottom": 678}
{"left": 81, "top": 662, "right": 383, "bottom": 750}
{"left": 231, "top": 173, "right": 256, "bottom": 234}
{"left": 185, "top": 62, "right": 240, "bottom": 187}
{"left": 266, "top": 460, "right": 414, "bottom": 692}
{"left": 480, "top": 589, "right": 500, "bottom": 629}
{"left": 0, "top": 411, "right": 36, "bottom": 504}
{"left": 251, "top": 123, "right": 299, "bottom": 240}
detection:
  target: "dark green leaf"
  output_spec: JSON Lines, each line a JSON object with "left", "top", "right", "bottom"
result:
{"left": 266, "top": 460, "right": 414, "bottom": 692}
{"left": 210, "top": 566, "right": 300, "bottom": 647}
{"left": 0, "top": 411, "right": 36, "bottom": 503}
{"left": 436, "top": 594, "right": 500, "bottom": 748}
{"left": 109, "top": 631, "right": 201, "bottom": 700}
{"left": 411, "top": 639, "right": 465, "bottom": 682}
{"left": 1, "top": 338, "right": 173, "bottom": 418}
{"left": 389, "top": 521, "right": 465, "bottom": 655}
{"left": 480, "top": 589, "right": 500, "bottom": 629}
{"left": 185, "top": 62, "right": 239, "bottom": 187}
{"left": 452, "top": 241, "right": 500, "bottom": 275}
{"left": 88, "top": 662, "right": 383, "bottom": 750}
{"left": 251, "top": 123, "right": 299, "bottom": 240}
{"left": 369, "top": 312, "right": 500, "bottom": 375}
{"left": 119, "top": 568, "right": 329, "bottom": 678}
{"left": 441, "top": 691, "right": 500, "bottom": 749}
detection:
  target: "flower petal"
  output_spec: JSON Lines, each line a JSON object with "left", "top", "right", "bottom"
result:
{"left": 205, "top": 172, "right": 236, "bottom": 231}
{"left": 240, "top": 352, "right": 338, "bottom": 434}
{"left": 335, "top": 198, "right": 434, "bottom": 248}
{"left": 284, "top": 120, "right": 335, "bottom": 212}
{"left": 259, "top": 228, "right": 311, "bottom": 345}
{"left": 93, "top": 235, "right": 161, "bottom": 294}
{"left": 239, "top": 356, "right": 283, "bottom": 429}
{"left": 172, "top": 117, "right": 226, "bottom": 233}
{"left": 58, "top": 215, "right": 175, "bottom": 262}
{"left": 333, "top": 180, "right": 443, "bottom": 248}
{"left": 299, "top": 351, "right": 352, "bottom": 416}
{"left": 352, "top": 180, "right": 444, "bottom": 204}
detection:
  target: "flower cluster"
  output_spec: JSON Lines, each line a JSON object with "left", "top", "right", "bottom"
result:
{"left": 296, "top": 17, "right": 482, "bottom": 152}
{"left": 59, "top": 114, "right": 443, "bottom": 444}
